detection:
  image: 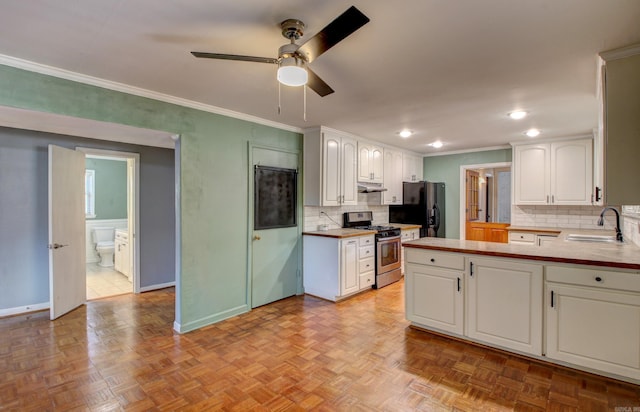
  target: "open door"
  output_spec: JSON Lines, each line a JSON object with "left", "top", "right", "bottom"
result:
{"left": 48, "top": 145, "right": 86, "bottom": 320}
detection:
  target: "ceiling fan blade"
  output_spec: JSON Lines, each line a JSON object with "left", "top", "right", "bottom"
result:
{"left": 306, "top": 68, "right": 334, "bottom": 97}
{"left": 191, "top": 52, "right": 278, "bottom": 64}
{"left": 296, "top": 6, "right": 370, "bottom": 63}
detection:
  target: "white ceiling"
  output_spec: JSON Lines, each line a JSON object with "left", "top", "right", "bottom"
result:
{"left": 0, "top": 1, "right": 639, "bottom": 153}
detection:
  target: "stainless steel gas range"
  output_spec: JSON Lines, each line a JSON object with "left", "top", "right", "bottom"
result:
{"left": 343, "top": 211, "right": 402, "bottom": 289}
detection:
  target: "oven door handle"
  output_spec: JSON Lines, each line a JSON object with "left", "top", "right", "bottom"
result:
{"left": 376, "top": 235, "right": 401, "bottom": 243}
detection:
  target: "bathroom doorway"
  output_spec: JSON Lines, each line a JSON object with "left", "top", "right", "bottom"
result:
{"left": 79, "top": 148, "right": 140, "bottom": 300}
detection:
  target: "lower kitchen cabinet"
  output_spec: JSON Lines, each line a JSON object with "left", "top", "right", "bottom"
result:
{"left": 405, "top": 248, "right": 465, "bottom": 335}
{"left": 467, "top": 257, "right": 543, "bottom": 355}
{"left": 405, "top": 262, "right": 464, "bottom": 335}
{"left": 303, "top": 234, "right": 374, "bottom": 301}
{"left": 545, "top": 265, "right": 640, "bottom": 380}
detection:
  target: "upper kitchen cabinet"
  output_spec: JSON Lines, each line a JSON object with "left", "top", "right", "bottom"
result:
{"left": 304, "top": 127, "right": 358, "bottom": 206}
{"left": 358, "top": 142, "right": 383, "bottom": 183}
{"left": 598, "top": 45, "right": 640, "bottom": 205}
{"left": 383, "top": 148, "right": 403, "bottom": 205}
{"left": 403, "top": 153, "right": 423, "bottom": 182}
{"left": 513, "top": 138, "right": 593, "bottom": 205}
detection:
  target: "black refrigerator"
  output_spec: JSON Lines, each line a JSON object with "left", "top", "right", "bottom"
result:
{"left": 389, "top": 181, "right": 445, "bottom": 238}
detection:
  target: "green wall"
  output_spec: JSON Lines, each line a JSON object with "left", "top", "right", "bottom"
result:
{"left": 0, "top": 64, "right": 302, "bottom": 332}
{"left": 423, "top": 149, "right": 512, "bottom": 239}
{"left": 85, "top": 158, "right": 127, "bottom": 220}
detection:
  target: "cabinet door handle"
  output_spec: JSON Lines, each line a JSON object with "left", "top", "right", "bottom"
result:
{"left": 595, "top": 186, "right": 602, "bottom": 202}
{"left": 546, "top": 195, "right": 550, "bottom": 203}
{"left": 469, "top": 262, "right": 474, "bottom": 277}
{"left": 595, "top": 276, "right": 603, "bottom": 283}
{"left": 552, "top": 195, "right": 555, "bottom": 203}
{"left": 550, "top": 290, "right": 555, "bottom": 308}
{"left": 457, "top": 277, "right": 461, "bottom": 292}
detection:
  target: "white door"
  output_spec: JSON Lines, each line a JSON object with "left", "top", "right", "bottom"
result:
{"left": 48, "top": 145, "right": 86, "bottom": 320}
{"left": 550, "top": 139, "right": 593, "bottom": 205}
{"left": 322, "top": 132, "right": 341, "bottom": 206}
{"left": 514, "top": 144, "right": 550, "bottom": 205}
{"left": 340, "top": 238, "right": 359, "bottom": 296}
{"left": 251, "top": 146, "right": 300, "bottom": 308}
{"left": 340, "top": 136, "right": 358, "bottom": 205}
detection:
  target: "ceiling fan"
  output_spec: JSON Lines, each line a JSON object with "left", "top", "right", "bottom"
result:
{"left": 191, "top": 6, "right": 370, "bottom": 97}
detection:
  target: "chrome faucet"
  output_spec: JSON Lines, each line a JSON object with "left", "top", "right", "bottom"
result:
{"left": 597, "top": 207, "right": 623, "bottom": 242}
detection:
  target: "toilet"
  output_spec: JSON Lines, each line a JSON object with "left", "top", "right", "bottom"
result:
{"left": 92, "top": 227, "right": 115, "bottom": 267}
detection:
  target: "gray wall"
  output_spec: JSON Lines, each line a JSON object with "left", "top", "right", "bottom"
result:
{"left": 0, "top": 126, "right": 175, "bottom": 310}
{"left": 85, "top": 157, "right": 127, "bottom": 220}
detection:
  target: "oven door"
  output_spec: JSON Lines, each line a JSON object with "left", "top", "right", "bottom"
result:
{"left": 376, "top": 235, "right": 401, "bottom": 273}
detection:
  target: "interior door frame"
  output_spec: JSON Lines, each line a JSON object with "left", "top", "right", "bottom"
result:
{"left": 77, "top": 147, "right": 141, "bottom": 294}
{"left": 246, "top": 143, "right": 303, "bottom": 309}
{"left": 459, "top": 162, "right": 511, "bottom": 240}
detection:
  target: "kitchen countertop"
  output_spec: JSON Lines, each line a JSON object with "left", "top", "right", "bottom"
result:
{"left": 302, "top": 228, "right": 376, "bottom": 238}
{"left": 404, "top": 229, "right": 640, "bottom": 270}
{"left": 391, "top": 223, "right": 422, "bottom": 230}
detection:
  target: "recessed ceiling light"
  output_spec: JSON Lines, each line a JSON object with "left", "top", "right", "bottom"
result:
{"left": 429, "top": 141, "right": 443, "bottom": 148}
{"left": 509, "top": 110, "right": 527, "bottom": 120}
{"left": 399, "top": 129, "right": 412, "bottom": 138}
{"left": 525, "top": 128, "right": 541, "bottom": 137}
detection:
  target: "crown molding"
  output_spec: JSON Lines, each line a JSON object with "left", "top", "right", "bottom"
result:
{"left": 422, "top": 144, "right": 511, "bottom": 157}
{"left": 0, "top": 53, "right": 303, "bottom": 134}
{"left": 599, "top": 43, "right": 640, "bottom": 61}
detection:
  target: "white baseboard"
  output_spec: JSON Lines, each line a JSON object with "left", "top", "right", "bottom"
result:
{"left": 140, "top": 281, "right": 175, "bottom": 293}
{"left": 173, "top": 304, "right": 249, "bottom": 334}
{"left": 0, "top": 302, "right": 49, "bottom": 318}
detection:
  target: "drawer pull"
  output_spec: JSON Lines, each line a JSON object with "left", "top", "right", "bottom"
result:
{"left": 430, "top": 258, "right": 435, "bottom": 263}
{"left": 595, "top": 276, "right": 603, "bottom": 282}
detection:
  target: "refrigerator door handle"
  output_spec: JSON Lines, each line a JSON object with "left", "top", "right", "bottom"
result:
{"left": 432, "top": 204, "right": 441, "bottom": 232}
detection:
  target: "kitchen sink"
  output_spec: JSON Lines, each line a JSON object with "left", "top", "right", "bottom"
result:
{"left": 565, "top": 234, "right": 619, "bottom": 243}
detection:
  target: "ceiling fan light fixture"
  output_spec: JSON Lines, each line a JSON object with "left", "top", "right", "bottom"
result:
{"left": 277, "top": 57, "right": 308, "bottom": 87}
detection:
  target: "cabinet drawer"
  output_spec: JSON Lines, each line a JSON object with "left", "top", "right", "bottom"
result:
{"left": 509, "top": 232, "right": 535, "bottom": 243}
{"left": 359, "top": 245, "right": 375, "bottom": 259}
{"left": 359, "top": 235, "right": 375, "bottom": 247}
{"left": 359, "top": 272, "right": 375, "bottom": 288}
{"left": 405, "top": 249, "right": 465, "bottom": 270}
{"left": 546, "top": 265, "right": 640, "bottom": 292}
{"left": 115, "top": 231, "right": 128, "bottom": 241}
{"left": 359, "top": 257, "right": 375, "bottom": 273}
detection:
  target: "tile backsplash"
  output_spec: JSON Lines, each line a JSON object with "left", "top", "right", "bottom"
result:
{"left": 511, "top": 205, "right": 620, "bottom": 230}
{"left": 304, "top": 193, "right": 389, "bottom": 231}
{"left": 622, "top": 206, "right": 640, "bottom": 247}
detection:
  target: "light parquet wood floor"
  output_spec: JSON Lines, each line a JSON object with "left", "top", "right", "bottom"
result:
{"left": 1, "top": 280, "right": 639, "bottom": 411}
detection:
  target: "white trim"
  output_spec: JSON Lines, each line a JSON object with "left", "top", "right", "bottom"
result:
{"left": 423, "top": 145, "right": 511, "bottom": 157}
{"left": 599, "top": 43, "right": 640, "bottom": 61}
{"left": 0, "top": 302, "right": 49, "bottom": 318}
{"left": 77, "top": 147, "right": 141, "bottom": 294}
{"left": 0, "top": 53, "right": 302, "bottom": 134}
{"left": 459, "top": 162, "right": 512, "bottom": 240}
{"left": 510, "top": 134, "right": 593, "bottom": 147}
{"left": 140, "top": 281, "right": 176, "bottom": 293}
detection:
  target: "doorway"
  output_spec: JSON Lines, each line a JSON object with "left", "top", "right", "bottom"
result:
{"left": 78, "top": 148, "right": 140, "bottom": 299}
{"left": 248, "top": 144, "right": 302, "bottom": 308}
{"left": 460, "top": 162, "right": 512, "bottom": 242}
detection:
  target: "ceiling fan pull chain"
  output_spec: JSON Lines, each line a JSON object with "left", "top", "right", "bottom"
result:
{"left": 303, "top": 85, "right": 307, "bottom": 121}
{"left": 278, "top": 81, "right": 281, "bottom": 115}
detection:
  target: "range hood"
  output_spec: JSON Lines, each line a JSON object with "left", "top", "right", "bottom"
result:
{"left": 358, "top": 183, "right": 388, "bottom": 193}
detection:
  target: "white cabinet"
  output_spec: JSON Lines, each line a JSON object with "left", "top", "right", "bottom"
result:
{"left": 405, "top": 249, "right": 465, "bottom": 335}
{"left": 358, "top": 142, "right": 383, "bottom": 183}
{"left": 513, "top": 139, "right": 593, "bottom": 205}
{"left": 303, "top": 127, "right": 358, "bottom": 206}
{"left": 466, "top": 257, "right": 543, "bottom": 356}
{"left": 114, "top": 229, "right": 130, "bottom": 280}
{"left": 340, "top": 238, "right": 359, "bottom": 296}
{"left": 508, "top": 230, "right": 559, "bottom": 246}
{"left": 402, "top": 153, "right": 423, "bottom": 182}
{"left": 382, "top": 148, "right": 403, "bottom": 205}
{"left": 545, "top": 265, "right": 640, "bottom": 380}
{"left": 358, "top": 235, "right": 375, "bottom": 290}
{"left": 303, "top": 234, "right": 373, "bottom": 301}
{"left": 400, "top": 228, "right": 420, "bottom": 274}
{"left": 598, "top": 49, "right": 640, "bottom": 205}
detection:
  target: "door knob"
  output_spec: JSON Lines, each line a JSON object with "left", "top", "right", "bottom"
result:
{"left": 48, "top": 243, "right": 68, "bottom": 249}
{"left": 253, "top": 235, "right": 261, "bottom": 241}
